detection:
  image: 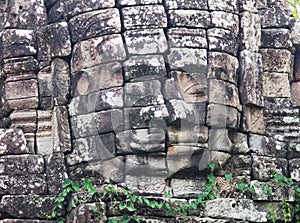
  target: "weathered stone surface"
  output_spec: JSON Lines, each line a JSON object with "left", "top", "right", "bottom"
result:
{"left": 210, "top": 151, "right": 232, "bottom": 173}
{"left": 69, "top": 9, "right": 121, "bottom": 43}
{"left": 208, "top": 0, "right": 239, "bottom": 13}
{"left": 5, "top": 80, "right": 38, "bottom": 103}
{"left": 259, "top": 7, "right": 291, "bottom": 28}
{"left": 239, "top": 0, "right": 258, "bottom": 13}
{"left": 23, "top": 133, "right": 35, "bottom": 154}
{"left": 211, "top": 11, "right": 239, "bottom": 33}
{"left": 10, "top": 110, "right": 37, "bottom": 133}
{"left": 6, "top": 98, "right": 39, "bottom": 110}
{"left": 252, "top": 155, "right": 288, "bottom": 181}
{"left": 1, "top": 29, "right": 36, "bottom": 59}
{"left": 260, "top": 49, "right": 292, "bottom": 73}
{"left": 261, "top": 28, "right": 292, "bottom": 49}
{"left": 96, "top": 109, "right": 123, "bottom": 134}
{"left": 163, "top": 78, "right": 183, "bottom": 100}
{"left": 0, "top": 195, "right": 57, "bottom": 219}
{"left": 52, "top": 106, "right": 71, "bottom": 153}
{"left": 242, "top": 106, "right": 265, "bottom": 134}
{"left": 167, "top": 28, "right": 207, "bottom": 48}
{"left": 171, "top": 178, "right": 205, "bottom": 197}
{"left": 64, "top": 0, "right": 115, "bottom": 19}
{"left": 208, "top": 129, "right": 232, "bottom": 152}
{"left": 240, "top": 11, "right": 261, "bottom": 52}
{"left": 249, "top": 134, "right": 267, "bottom": 155}
{"left": 207, "top": 104, "right": 240, "bottom": 129}
{"left": 171, "top": 71, "right": 208, "bottom": 103}
{"left": 120, "top": 0, "right": 162, "bottom": 6}
{"left": 291, "top": 20, "right": 300, "bottom": 45}
{"left": 169, "top": 10, "right": 210, "bottom": 28}
{"left": 124, "top": 105, "right": 169, "bottom": 129}
{"left": 70, "top": 113, "right": 102, "bottom": 138}
{"left": 208, "top": 28, "right": 238, "bottom": 56}
{"left": 262, "top": 72, "right": 291, "bottom": 97}
{"left": 168, "top": 48, "right": 207, "bottom": 73}
{"left": 292, "top": 82, "right": 300, "bottom": 105}
{"left": 229, "top": 132, "right": 250, "bottom": 154}
{"left": 117, "top": 128, "right": 165, "bottom": 154}
{"left": 125, "top": 175, "right": 166, "bottom": 194}
{"left": 1, "top": 220, "right": 55, "bottom": 223}
{"left": 4, "top": 0, "right": 47, "bottom": 29}
{"left": 124, "top": 29, "right": 168, "bottom": 55}
{"left": 37, "top": 22, "right": 71, "bottom": 61}
{"left": 72, "top": 62, "right": 123, "bottom": 96}
{"left": 204, "top": 199, "right": 267, "bottom": 222}
{"left": 36, "top": 110, "right": 53, "bottom": 156}
{"left": 67, "top": 202, "right": 105, "bottom": 223}
{"left": 45, "top": 154, "right": 68, "bottom": 195}
{"left": 71, "top": 34, "right": 126, "bottom": 73}
{"left": 66, "top": 133, "right": 116, "bottom": 166}
{"left": 0, "top": 155, "right": 44, "bottom": 175}
{"left": 208, "top": 52, "right": 238, "bottom": 84}
{"left": 166, "top": 0, "right": 208, "bottom": 9}
{"left": 0, "top": 175, "right": 47, "bottom": 195}
{"left": 125, "top": 80, "right": 163, "bottom": 107}
{"left": 122, "top": 5, "right": 167, "bottom": 29}
{"left": 168, "top": 125, "right": 208, "bottom": 144}
{"left": 289, "top": 159, "right": 300, "bottom": 182}
{"left": 51, "top": 58, "right": 70, "bottom": 106}
{"left": 209, "top": 79, "right": 242, "bottom": 111}
{"left": 37, "top": 66, "right": 53, "bottom": 110}
{"left": 294, "top": 51, "right": 300, "bottom": 81}
{"left": 3, "top": 57, "right": 38, "bottom": 75}
{"left": 239, "top": 50, "right": 263, "bottom": 106}
{"left": 124, "top": 55, "right": 167, "bottom": 82}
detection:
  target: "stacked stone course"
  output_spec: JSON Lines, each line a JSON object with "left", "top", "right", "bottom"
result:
{"left": 0, "top": 0, "right": 299, "bottom": 222}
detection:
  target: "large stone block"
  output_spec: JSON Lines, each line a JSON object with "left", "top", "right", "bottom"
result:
{"left": 125, "top": 175, "right": 166, "bottom": 194}
{"left": 72, "top": 62, "right": 123, "bottom": 96}
{"left": 240, "top": 11, "right": 261, "bottom": 52}
{"left": 37, "top": 66, "right": 53, "bottom": 110}
{"left": 171, "top": 71, "right": 208, "bottom": 103}
{"left": 4, "top": 0, "right": 47, "bottom": 29}
{"left": 209, "top": 79, "right": 242, "bottom": 111}
{"left": 291, "top": 82, "right": 300, "bottom": 106}
{"left": 207, "top": 52, "right": 238, "bottom": 85}
{"left": 0, "top": 155, "right": 44, "bottom": 175}
{"left": 168, "top": 48, "right": 207, "bottom": 73}
{"left": 239, "top": 0, "right": 258, "bottom": 12}
{"left": 70, "top": 113, "right": 100, "bottom": 138}
{"left": 67, "top": 202, "right": 105, "bottom": 223}
{"left": 262, "top": 72, "right": 291, "bottom": 97}
{"left": 47, "top": 0, "right": 64, "bottom": 23}
{"left": 10, "top": 110, "right": 37, "bottom": 133}
{"left": 207, "top": 104, "right": 240, "bottom": 129}
{"left": 261, "top": 28, "right": 292, "bottom": 49}
{"left": 116, "top": 128, "right": 165, "bottom": 154}
{"left": 5, "top": 79, "right": 38, "bottom": 102}
{"left": 171, "top": 178, "right": 205, "bottom": 197}
{"left": 204, "top": 199, "right": 267, "bottom": 222}
{"left": 211, "top": 11, "right": 239, "bottom": 33}
{"left": 95, "top": 109, "right": 123, "bottom": 134}
{"left": 168, "top": 125, "right": 208, "bottom": 144}
{"left": 289, "top": 158, "right": 300, "bottom": 182}
{"left": 260, "top": 49, "right": 292, "bottom": 73}
{"left": 122, "top": 5, "right": 167, "bottom": 29}
{"left": 36, "top": 110, "right": 53, "bottom": 156}
{"left": 229, "top": 133, "right": 250, "bottom": 154}
{"left": 71, "top": 34, "right": 126, "bottom": 73}
{"left": 1, "top": 29, "right": 36, "bottom": 59}
{"left": 166, "top": 0, "right": 208, "bottom": 9}
{"left": 167, "top": 28, "right": 207, "bottom": 48}
{"left": 208, "top": 28, "right": 238, "bottom": 56}
{"left": 3, "top": 57, "right": 38, "bottom": 75}
{"left": 169, "top": 10, "right": 210, "bottom": 28}
{"left": 163, "top": 78, "right": 184, "bottom": 100}
{"left": 37, "top": 22, "right": 71, "bottom": 61}
{"left": 208, "top": 129, "right": 232, "bottom": 152}
{"left": 120, "top": 0, "right": 162, "bottom": 5}
{"left": 259, "top": 7, "right": 291, "bottom": 28}
{"left": 124, "top": 29, "right": 168, "bottom": 55}
{"left": 125, "top": 80, "right": 163, "bottom": 107}
{"left": 124, "top": 55, "right": 167, "bottom": 82}
{"left": 69, "top": 9, "right": 121, "bottom": 43}
{"left": 242, "top": 106, "right": 265, "bottom": 134}
{"left": 208, "top": 0, "right": 238, "bottom": 13}
{"left": 239, "top": 50, "right": 263, "bottom": 106}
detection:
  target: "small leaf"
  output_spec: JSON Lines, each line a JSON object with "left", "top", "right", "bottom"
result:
{"left": 71, "top": 181, "right": 80, "bottom": 191}
{"left": 62, "top": 180, "right": 73, "bottom": 188}
{"left": 208, "top": 162, "right": 215, "bottom": 170}
{"left": 225, "top": 172, "right": 233, "bottom": 181}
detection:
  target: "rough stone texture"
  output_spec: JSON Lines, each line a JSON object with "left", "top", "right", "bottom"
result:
{"left": 242, "top": 106, "right": 265, "bottom": 134}
{"left": 208, "top": 0, "right": 238, "bottom": 13}
{"left": 69, "top": 9, "right": 121, "bottom": 43}
{"left": 207, "top": 104, "right": 240, "bottom": 129}
{"left": 36, "top": 110, "right": 53, "bottom": 155}
{"left": 122, "top": 5, "right": 167, "bottom": 30}
{"left": 67, "top": 203, "right": 105, "bottom": 223}
{"left": 120, "top": 0, "right": 162, "bottom": 6}
{"left": 260, "top": 49, "right": 292, "bottom": 73}
{"left": 211, "top": 11, "right": 239, "bottom": 33}
{"left": 10, "top": 110, "right": 37, "bottom": 133}
{"left": 261, "top": 28, "right": 293, "bottom": 49}
{"left": 259, "top": 7, "right": 291, "bottom": 28}
{"left": 166, "top": 0, "right": 208, "bottom": 9}
{"left": 169, "top": 10, "right": 210, "bottom": 28}
{"left": 168, "top": 125, "right": 208, "bottom": 145}
{"left": 291, "top": 82, "right": 300, "bottom": 105}
{"left": 208, "top": 129, "right": 232, "bottom": 153}
{"left": 263, "top": 72, "right": 291, "bottom": 97}
{"left": 125, "top": 175, "right": 166, "bottom": 194}
{"left": 0, "top": 129, "right": 29, "bottom": 155}
{"left": 171, "top": 178, "right": 205, "bottom": 197}
{"left": 167, "top": 28, "right": 207, "bottom": 48}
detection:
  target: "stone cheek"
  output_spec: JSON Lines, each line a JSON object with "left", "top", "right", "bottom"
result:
{"left": 71, "top": 34, "right": 126, "bottom": 73}
{"left": 167, "top": 28, "right": 207, "bottom": 48}
{"left": 122, "top": 5, "right": 167, "bottom": 29}
{"left": 68, "top": 9, "right": 121, "bottom": 43}
{"left": 169, "top": 10, "right": 210, "bottom": 28}
{"left": 262, "top": 72, "right": 291, "bottom": 98}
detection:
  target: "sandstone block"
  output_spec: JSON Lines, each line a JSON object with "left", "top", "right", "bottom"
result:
{"left": 208, "top": 52, "right": 238, "bottom": 84}
{"left": 242, "top": 106, "right": 265, "bottom": 134}
{"left": 117, "top": 128, "right": 165, "bottom": 154}
{"left": 249, "top": 134, "right": 267, "bottom": 155}
{"left": 125, "top": 80, "right": 163, "bottom": 107}
{"left": 166, "top": 0, "right": 208, "bottom": 9}
{"left": 209, "top": 79, "right": 242, "bottom": 111}
{"left": 229, "top": 132, "right": 250, "bottom": 154}
{"left": 124, "top": 55, "right": 167, "bottom": 81}
{"left": 211, "top": 11, "right": 239, "bottom": 33}
{"left": 291, "top": 82, "right": 300, "bottom": 106}
{"left": 260, "top": 49, "right": 292, "bottom": 73}
{"left": 5, "top": 80, "right": 38, "bottom": 104}
{"left": 208, "top": 0, "right": 238, "bottom": 13}
{"left": 208, "top": 28, "right": 238, "bottom": 56}
{"left": 120, "top": 0, "right": 162, "bottom": 5}
{"left": 261, "top": 28, "right": 292, "bottom": 49}
{"left": 3, "top": 57, "right": 38, "bottom": 75}
{"left": 289, "top": 158, "right": 300, "bottom": 182}
{"left": 125, "top": 175, "right": 166, "bottom": 194}
{"left": 67, "top": 203, "right": 105, "bottom": 223}
{"left": 167, "top": 28, "right": 207, "bottom": 48}
{"left": 240, "top": 11, "right": 261, "bottom": 52}
{"left": 239, "top": 50, "right": 263, "bottom": 106}
{"left": 122, "top": 5, "right": 167, "bottom": 29}
{"left": 72, "top": 62, "right": 123, "bottom": 96}
{"left": 124, "top": 29, "right": 168, "bottom": 55}
{"left": 71, "top": 34, "right": 126, "bottom": 73}
{"left": 70, "top": 113, "right": 100, "bottom": 139}
{"left": 37, "top": 66, "right": 53, "bottom": 109}
{"left": 168, "top": 125, "right": 208, "bottom": 144}
{"left": 163, "top": 78, "right": 184, "bottom": 100}
{"left": 10, "top": 110, "right": 37, "bottom": 133}
{"left": 36, "top": 110, "right": 53, "bottom": 156}
{"left": 37, "top": 22, "right": 71, "bottom": 61}
{"left": 207, "top": 104, "right": 240, "bottom": 129}
{"left": 208, "top": 129, "right": 232, "bottom": 152}
{"left": 7, "top": 98, "right": 39, "bottom": 110}
{"left": 168, "top": 48, "right": 207, "bottom": 73}
{"left": 95, "top": 109, "right": 123, "bottom": 134}
{"left": 69, "top": 9, "right": 121, "bottom": 43}
{"left": 1, "top": 29, "right": 36, "bottom": 59}
{"left": 48, "top": 0, "right": 64, "bottom": 23}
{"left": 169, "top": 10, "right": 210, "bottom": 28}
{"left": 262, "top": 72, "right": 291, "bottom": 97}
{"left": 239, "top": 0, "right": 258, "bottom": 12}
{"left": 259, "top": 7, "right": 291, "bottom": 28}
{"left": 0, "top": 155, "right": 44, "bottom": 175}
{"left": 171, "top": 178, "right": 205, "bottom": 197}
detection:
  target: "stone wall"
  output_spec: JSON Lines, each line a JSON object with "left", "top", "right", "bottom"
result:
{"left": 0, "top": 0, "right": 300, "bottom": 222}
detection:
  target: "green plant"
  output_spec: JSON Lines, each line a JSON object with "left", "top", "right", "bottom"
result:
{"left": 287, "top": 0, "right": 300, "bottom": 18}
